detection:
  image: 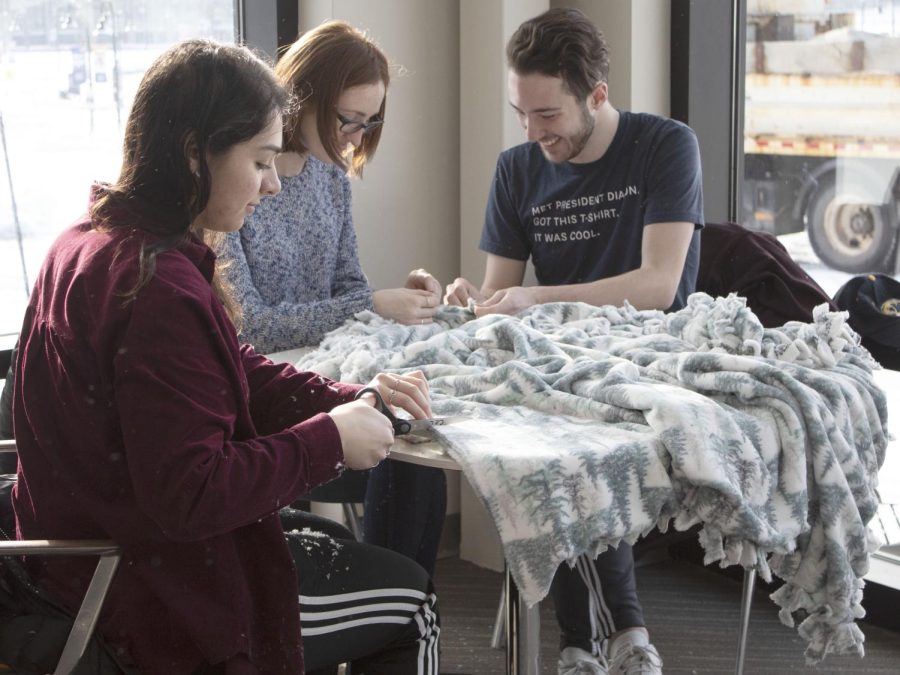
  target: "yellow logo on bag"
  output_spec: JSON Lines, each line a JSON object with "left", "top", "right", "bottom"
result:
{"left": 881, "top": 298, "right": 900, "bottom": 316}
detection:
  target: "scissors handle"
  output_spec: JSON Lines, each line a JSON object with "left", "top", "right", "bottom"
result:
{"left": 354, "top": 387, "right": 412, "bottom": 435}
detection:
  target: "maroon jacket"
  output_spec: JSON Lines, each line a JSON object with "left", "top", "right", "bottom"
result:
{"left": 696, "top": 222, "right": 837, "bottom": 327}
{"left": 12, "top": 210, "right": 359, "bottom": 674}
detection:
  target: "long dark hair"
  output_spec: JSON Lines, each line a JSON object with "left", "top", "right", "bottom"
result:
{"left": 277, "top": 20, "right": 389, "bottom": 176}
{"left": 507, "top": 8, "right": 610, "bottom": 101}
{"left": 91, "top": 39, "right": 289, "bottom": 316}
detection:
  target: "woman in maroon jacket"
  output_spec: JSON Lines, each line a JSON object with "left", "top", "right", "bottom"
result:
{"left": 11, "top": 40, "right": 439, "bottom": 675}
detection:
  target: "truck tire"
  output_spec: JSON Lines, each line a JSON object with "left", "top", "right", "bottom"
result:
{"left": 806, "top": 176, "right": 896, "bottom": 274}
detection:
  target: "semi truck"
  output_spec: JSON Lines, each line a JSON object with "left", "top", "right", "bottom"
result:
{"left": 741, "top": 1, "right": 900, "bottom": 273}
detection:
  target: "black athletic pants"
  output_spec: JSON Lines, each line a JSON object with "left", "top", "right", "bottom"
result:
{"left": 549, "top": 542, "right": 644, "bottom": 655}
{"left": 283, "top": 510, "right": 441, "bottom": 674}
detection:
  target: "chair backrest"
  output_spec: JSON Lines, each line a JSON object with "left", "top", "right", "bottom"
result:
{"left": 0, "top": 440, "right": 125, "bottom": 675}
{"left": 1, "top": 343, "right": 16, "bottom": 475}
{"left": 1, "top": 344, "right": 15, "bottom": 470}
{"left": 296, "top": 469, "right": 369, "bottom": 540}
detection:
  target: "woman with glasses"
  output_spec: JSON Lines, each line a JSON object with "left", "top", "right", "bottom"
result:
{"left": 219, "top": 20, "right": 449, "bottom": 580}
{"left": 220, "top": 20, "right": 442, "bottom": 355}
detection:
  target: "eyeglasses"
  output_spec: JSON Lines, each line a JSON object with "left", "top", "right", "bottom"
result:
{"left": 336, "top": 111, "right": 384, "bottom": 135}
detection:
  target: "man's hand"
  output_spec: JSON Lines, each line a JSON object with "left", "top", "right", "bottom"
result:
{"left": 444, "top": 277, "right": 485, "bottom": 307}
{"left": 474, "top": 286, "right": 536, "bottom": 317}
{"left": 373, "top": 288, "right": 439, "bottom": 325}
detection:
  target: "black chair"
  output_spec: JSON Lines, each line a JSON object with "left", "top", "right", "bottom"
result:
{"left": 0, "top": 439, "right": 124, "bottom": 675}
{"left": 296, "top": 469, "right": 369, "bottom": 540}
{"left": 1, "top": 341, "right": 17, "bottom": 475}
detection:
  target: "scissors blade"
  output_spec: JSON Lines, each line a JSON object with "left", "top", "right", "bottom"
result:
{"left": 404, "top": 416, "right": 468, "bottom": 433}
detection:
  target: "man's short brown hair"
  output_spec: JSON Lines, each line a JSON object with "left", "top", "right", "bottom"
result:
{"left": 506, "top": 7, "right": 610, "bottom": 101}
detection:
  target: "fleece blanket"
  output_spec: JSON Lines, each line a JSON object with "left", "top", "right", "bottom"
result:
{"left": 295, "top": 292, "right": 888, "bottom": 663}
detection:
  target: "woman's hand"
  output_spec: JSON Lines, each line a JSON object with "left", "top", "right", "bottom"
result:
{"left": 405, "top": 268, "right": 442, "bottom": 300}
{"left": 331, "top": 371, "right": 431, "bottom": 468}
{"left": 362, "top": 370, "right": 432, "bottom": 419}
{"left": 328, "top": 400, "right": 394, "bottom": 469}
{"left": 373, "top": 288, "right": 439, "bottom": 325}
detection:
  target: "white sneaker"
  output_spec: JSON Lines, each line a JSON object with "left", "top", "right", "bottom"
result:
{"left": 558, "top": 646, "right": 609, "bottom": 675}
{"left": 608, "top": 642, "right": 663, "bottom": 675}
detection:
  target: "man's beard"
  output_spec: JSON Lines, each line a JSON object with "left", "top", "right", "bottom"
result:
{"left": 565, "top": 103, "right": 595, "bottom": 160}
{"left": 541, "top": 103, "right": 595, "bottom": 162}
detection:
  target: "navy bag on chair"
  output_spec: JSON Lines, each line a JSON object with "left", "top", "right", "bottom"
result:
{"left": 834, "top": 273, "right": 900, "bottom": 370}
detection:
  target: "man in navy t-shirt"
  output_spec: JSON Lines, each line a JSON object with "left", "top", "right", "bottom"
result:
{"left": 446, "top": 8, "right": 703, "bottom": 675}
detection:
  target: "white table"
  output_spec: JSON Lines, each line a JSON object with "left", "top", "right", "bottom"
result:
{"left": 872, "top": 368, "right": 900, "bottom": 503}
{"left": 421, "top": 366, "right": 893, "bottom": 675}
{"left": 271, "top": 348, "right": 900, "bottom": 675}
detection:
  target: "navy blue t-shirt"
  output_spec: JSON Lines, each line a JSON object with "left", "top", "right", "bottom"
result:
{"left": 480, "top": 111, "right": 704, "bottom": 311}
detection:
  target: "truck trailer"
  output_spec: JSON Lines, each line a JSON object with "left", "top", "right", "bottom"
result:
{"left": 742, "top": 3, "right": 900, "bottom": 273}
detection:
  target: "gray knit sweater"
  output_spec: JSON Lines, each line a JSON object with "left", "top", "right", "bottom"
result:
{"left": 220, "top": 155, "right": 374, "bottom": 353}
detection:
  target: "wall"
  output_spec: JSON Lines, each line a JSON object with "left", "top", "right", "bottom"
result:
{"left": 459, "top": 0, "right": 547, "bottom": 284}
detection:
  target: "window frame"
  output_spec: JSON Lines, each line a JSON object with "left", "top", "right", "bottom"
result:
{"left": 237, "top": 0, "right": 299, "bottom": 58}
{"left": 670, "top": 0, "right": 745, "bottom": 225}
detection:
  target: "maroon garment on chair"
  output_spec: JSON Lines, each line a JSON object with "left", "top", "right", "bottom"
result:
{"left": 12, "top": 203, "right": 360, "bottom": 674}
{"left": 696, "top": 221, "right": 837, "bottom": 327}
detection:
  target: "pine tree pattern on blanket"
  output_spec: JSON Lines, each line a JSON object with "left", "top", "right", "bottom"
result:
{"left": 295, "top": 292, "right": 888, "bottom": 664}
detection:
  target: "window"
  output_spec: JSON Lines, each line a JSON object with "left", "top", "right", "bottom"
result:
{"left": 741, "top": 4, "right": 900, "bottom": 584}
{"left": 673, "top": 0, "right": 899, "bottom": 296}
{"left": 0, "top": 0, "right": 238, "bottom": 337}
{"left": 674, "top": 0, "right": 900, "bottom": 590}
{"left": 741, "top": 0, "right": 900, "bottom": 293}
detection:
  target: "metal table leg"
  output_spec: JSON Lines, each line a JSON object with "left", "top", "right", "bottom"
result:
{"left": 491, "top": 583, "right": 506, "bottom": 650}
{"left": 734, "top": 568, "right": 756, "bottom": 675}
{"left": 505, "top": 565, "right": 541, "bottom": 675}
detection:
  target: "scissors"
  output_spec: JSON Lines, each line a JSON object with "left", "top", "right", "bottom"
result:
{"left": 354, "top": 387, "right": 463, "bottom": 436}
